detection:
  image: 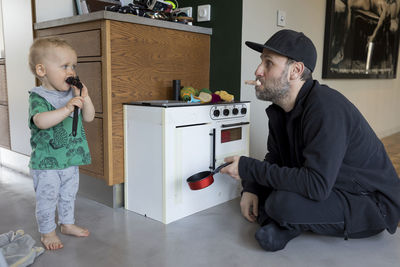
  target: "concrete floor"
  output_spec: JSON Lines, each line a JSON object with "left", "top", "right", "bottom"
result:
{"left": 1, "top": 165, "right": 400, "bottom": 267}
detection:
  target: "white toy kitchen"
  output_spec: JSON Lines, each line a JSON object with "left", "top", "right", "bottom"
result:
{"left": 124, "top": 100, "right": 250, "bottom": 224}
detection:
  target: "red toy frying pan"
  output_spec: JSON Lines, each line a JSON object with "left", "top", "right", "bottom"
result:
{"left": 186, "top": 162, "right": 231, "bottom": 190}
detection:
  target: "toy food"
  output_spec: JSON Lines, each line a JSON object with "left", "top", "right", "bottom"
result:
{"left": 198, "top": 92, "right": 212, "bottom": 103}
{"left": 215, "top": 90, "right": 234, "bottom": 102}
{"left": 211, "top": 93, "right": 222, "bottom": 103}
{"left": 180, "top": 86, "right": 197, "bottom": 101}
{"left": 245, "top": 80, "right": 261, "bottom": 86}
{"left": 189, "top": 94, "right": 201, "bottom": 103}
{"left": 199, "top": 88, "right": 212, "bottom": 94}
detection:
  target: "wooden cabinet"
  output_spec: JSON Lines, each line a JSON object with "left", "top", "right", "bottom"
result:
{"left": 76, "top": 61, "right": 102, "bottom": 113}
{"left": 0, "top": 60, "right": 10, "bottom": 149}
{"left": 58, "top": 30, "right": 101, "bottom": 57}
{"left": 83, "top": 118, "right": 104, "bottom": 177}
{"left": 0, "top": 105, "right": 10, "bottom": 149}
{"left": 0, "top": 63, "right": 7, "bottom": 104}
{"left": 35, "top": 14, "right": 211, "bottom": 186}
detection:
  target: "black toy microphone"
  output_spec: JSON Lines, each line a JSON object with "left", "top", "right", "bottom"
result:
{"left": 66, "top": 76, "right": 83, "bottom": 137}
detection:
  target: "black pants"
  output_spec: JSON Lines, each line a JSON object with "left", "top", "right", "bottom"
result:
{"left": 259, "top": 190, "right": 384, "bottom": 238}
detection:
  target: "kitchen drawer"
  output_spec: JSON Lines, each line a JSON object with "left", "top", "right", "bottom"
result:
{"left": 0, "top": 104, "right": 11, "bottom": 149}
{"left": 57, "top": 30, "right": 101, "bottom": 57}
{"left": 76, "top": 61, "right": 102, "bottom": 113}
{"left": 81, "top": 117, "right": 104, "bottom": 178}
{"left": 0, "top": 64, "right": 7, "bottom": 104}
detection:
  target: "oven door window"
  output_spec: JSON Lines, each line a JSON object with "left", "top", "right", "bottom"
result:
{"left": 221, "top": 127, "right": 242, "bottom": 143}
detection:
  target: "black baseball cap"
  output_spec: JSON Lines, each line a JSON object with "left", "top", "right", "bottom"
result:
{"left": 245, "top": 29, "right": 317, "bottom": 72}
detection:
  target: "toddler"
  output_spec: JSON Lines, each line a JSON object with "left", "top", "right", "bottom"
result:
{"left": 28, "top": 37, "right": 95, "bottom": 250}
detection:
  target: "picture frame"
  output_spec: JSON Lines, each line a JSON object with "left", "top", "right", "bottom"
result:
{"left": 322, "top": 0, "right": 400, "bottom": 79}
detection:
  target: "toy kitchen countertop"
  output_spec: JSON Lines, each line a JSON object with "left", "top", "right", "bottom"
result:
{"left": 126, "top": 100, "right": 250, "bottom": 107}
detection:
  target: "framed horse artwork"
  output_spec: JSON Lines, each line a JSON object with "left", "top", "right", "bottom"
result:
{"left": 322, "top": 0, "right": 400, "bottom": 78}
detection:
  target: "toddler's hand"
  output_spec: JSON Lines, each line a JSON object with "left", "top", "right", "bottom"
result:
{"left": 71, "top": 82, "right": 89, "bottom": 98}
{"left": 66, "top": 96, "right": 84, "bottom": 113}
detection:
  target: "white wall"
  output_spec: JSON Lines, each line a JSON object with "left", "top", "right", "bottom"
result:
{"left": 35, "top": 0, "right": 75, "bottom": 22}
{"left": 0, "top": 0, "right": 75, "bottom": 156}
{"left": 2, "top": 0, "right": 35, "bottom": 155}
{"left": 0, "top": 1, "right": 4, "bottom": 58}
{"left": 241, "top": 0, "right": 400, "bottom": 160}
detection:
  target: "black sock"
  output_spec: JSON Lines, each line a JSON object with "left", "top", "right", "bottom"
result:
{"left": 256, "top": 205, "right": 272, "bottom": 227}
{"left": 257, "top": 213, "right": 271, "bottom": 227}
{"left": 255, "top": 221, "right": 301, "bottom": 252}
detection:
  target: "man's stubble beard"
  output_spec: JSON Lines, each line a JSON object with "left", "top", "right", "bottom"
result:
{"left": 255, "top": 63, "right": 290, "bottom": 103}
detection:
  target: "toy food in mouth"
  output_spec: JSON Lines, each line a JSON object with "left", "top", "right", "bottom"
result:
{"left": 245, "top": 80, "right": 261, "bottom": 86}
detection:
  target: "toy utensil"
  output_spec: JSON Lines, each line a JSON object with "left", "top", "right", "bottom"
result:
{"left": 66, "top": 76, "right": 83, "bottom": 137}
{"left": 186, "top": 162, "right": 231, "bottom": 190}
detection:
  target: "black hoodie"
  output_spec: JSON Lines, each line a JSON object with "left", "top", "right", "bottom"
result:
{"left": 239, "top": 79, "right": 400, "bottom": 235}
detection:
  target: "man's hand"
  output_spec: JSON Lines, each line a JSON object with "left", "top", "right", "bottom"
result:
{"left": 220, "top": 155, "right": 241, "bottom": 180}
{"left": 220, "top": 155, "right": 259, "bottom": 222}
{"left": 240, "top": 192, "right": 258, "bottom": 223}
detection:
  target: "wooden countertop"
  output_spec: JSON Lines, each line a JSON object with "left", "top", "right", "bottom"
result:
{"left": 34, "top": 10, "right": 212, "bottom": 35}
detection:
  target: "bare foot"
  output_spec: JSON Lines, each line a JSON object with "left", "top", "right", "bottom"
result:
{"left": 41, "top": 231, "right": 64, "bottom": 250}
{"left": 60, "top": 224, "right": 90, "bottom": 237}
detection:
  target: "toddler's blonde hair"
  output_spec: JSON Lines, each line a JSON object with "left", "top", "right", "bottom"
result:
{"left": 28, "top": 37, "right": 76, "bottom": 76}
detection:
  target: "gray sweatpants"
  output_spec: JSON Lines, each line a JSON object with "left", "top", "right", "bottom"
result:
{"left": 30, "top": 166, "right": 79, "bottom": 234}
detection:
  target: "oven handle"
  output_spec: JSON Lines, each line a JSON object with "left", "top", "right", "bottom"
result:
{"left": 221, "top": 122, "right": 250, "bottom": 128}
{"left": 209, "top": 128, "right": 216, "bottom": 170}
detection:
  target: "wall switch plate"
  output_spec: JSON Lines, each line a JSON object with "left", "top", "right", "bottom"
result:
{"left": 197, "top": 4, "right": 211, "bottom": 22}
{"left": 176, "top": 6, "right": 192, "bottom": 17}
{"left": 277, "top": 10, "right": 286, "bottom": 27}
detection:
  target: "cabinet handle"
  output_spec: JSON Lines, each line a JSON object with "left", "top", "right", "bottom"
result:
{"left": 221, "top": 122, "right": 250, "bottom": 128}
{"left": 209, "top": 128, "right": 216, "bottom": 170}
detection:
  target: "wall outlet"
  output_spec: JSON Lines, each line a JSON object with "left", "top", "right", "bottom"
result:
{"left": 197, "top": 4, "right": 211, "bottom": 22}
{"left": 277, "top": 10, "right": 286, "bottom": 27}
{"left": 176, "top": 6, "right": 192, "bottom": 17}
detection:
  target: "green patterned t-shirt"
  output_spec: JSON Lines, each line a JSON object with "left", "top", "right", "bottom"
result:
{"left": 28, "top": 92, "right": 92, "bottom": 169}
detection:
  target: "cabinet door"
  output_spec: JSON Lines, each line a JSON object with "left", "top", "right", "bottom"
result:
{"left": 0, "top": 105, "right": 10, "bottom": 149}
{"left": 76, "top": 62, "right": 102, "bottom": 113}
{"left": 165, "top": 123, "right": 240, "bottom": 223}
{"left": 81, "top": 117, "right": 104, "bottom": 178}
{"left": 166, "top": 123, "right": 214, "bottom": 215}
{"left": 58, "top": 30, "right": 101, "bottom": 57}
{"left": 0, "top": 64, "right": 7, "bottom": 105}
{"left": 175, "top": 124, "right": 213, "bottom": 178}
